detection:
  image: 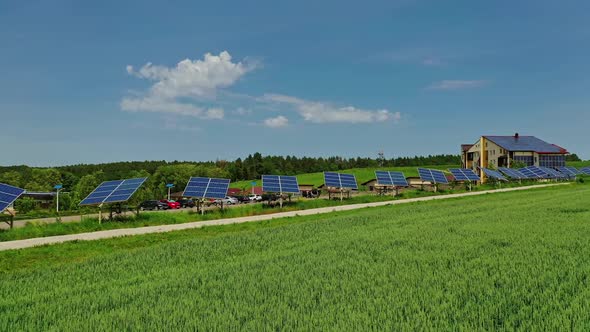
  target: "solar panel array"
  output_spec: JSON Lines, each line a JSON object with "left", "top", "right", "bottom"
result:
{"left": 498, "top": 167, "right": 527, "bottom": 180}
{"left": 418, "top": 168, "right": 449, "bottom": 184}
{"left": 482, "top": 168, "right": 507, "bottom": 181}
{"left": 557, "top": 166, "right": 582, "bottom": 176}
{"left": 183, "top": 177, "right": 231, "bottom": 199}
{"left": 80, "top": 178, "right": 147, "bottom": 206}
{"left": 262, "top": 175, "right": 300, "bottom": 193}
{"left": 580, "top": 167, "right": 590, "bottom": 175}
{"left": 375, "top": 171, "right": 408, "bottom": 187}
{"left": 0, "top": 183, "right": 26, "bottom": 213}
{"left": 449, "top": 168, "right": 480, "bottom": 182}
{"left": 324, "top": 172, "right": 358, "bottom": 189}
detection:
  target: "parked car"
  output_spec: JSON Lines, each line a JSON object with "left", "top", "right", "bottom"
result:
{"left": 139, "top": 200, "right": 169, "bottom": 211}
{"left": 262, "top": 193, "right": 280, "bottom": 201}
{"left": 160, "top": 199, "right": 181, "bottom": 209}
{"left": 177, "top": 199, "right": 196, "bottom": 208}
{"left": 214, "top": 196, "right": 238, "bottom": 205}
{"left": 248, "top": 194, "right": 263, "bottom": 202}
{"left": 233, "top": 196, "right": 249, "bottom": 204}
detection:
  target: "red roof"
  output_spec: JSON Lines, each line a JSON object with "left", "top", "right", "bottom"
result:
{"left": 461, "top": 144, "right": 473, "bottom": 152}
{"left": 251, "top": 186, "right": 263, "bottom": 195}
{"left": 227, "top": 188, "right": 243, "bottom": 196}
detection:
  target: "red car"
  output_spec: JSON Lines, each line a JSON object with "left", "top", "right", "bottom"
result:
{"left": 160, "top": 199, "right": 181, "bottom": 209}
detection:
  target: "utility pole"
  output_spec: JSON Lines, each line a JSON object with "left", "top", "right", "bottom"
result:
{"left": 166, "top": 183, "right": 174, "bottom": 200}
{"left": 54, "top": 184, "right": 63, "bottom": 222}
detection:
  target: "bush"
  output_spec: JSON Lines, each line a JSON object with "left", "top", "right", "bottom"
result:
{"left": 14, "top": 197, "right": 38, "bottom": 214}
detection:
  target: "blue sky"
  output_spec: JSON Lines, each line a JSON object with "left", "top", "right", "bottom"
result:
{"left": 1, "top": 0, "right": 589, "bottom": 166}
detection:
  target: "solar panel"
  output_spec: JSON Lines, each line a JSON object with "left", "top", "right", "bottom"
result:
{"left": 449, "top": 168, "right": 480, "bottom": 182}
{"left": 482, "top": 168, "right": 508, "bottom": 181}
{"left": 183, "top": 177, "right": 231, "bottom": 199}
{"left": 80, "top": 178, "right": 147, "bottom": 206}
{"left": 498, "top": 167, "right": 527, "bottom": 180}
{"left": 262, "top": 175, "right": 300, "bottom": 193}
{"left": 0, "top": 183, "right": 26, "bottom": 213}
{"left": 323, "top": 172, "right": 358, "bottom": 189}
{"left": 540, "top": 167, "right": 567, "bottom": 179}
{"left": 557, "top": 166, "right": 582, "bottom": 176}
{"left": 580, "top": 167, "right": 590, "bottom": 175}
{"left": 524, "top": 166, "right": 552, "bottom": 179}
{"left": 375, "top": 171, "right": 409, "bottom": 187}
{"left": 418, "top": 168, "right": 449, "bottom": 184}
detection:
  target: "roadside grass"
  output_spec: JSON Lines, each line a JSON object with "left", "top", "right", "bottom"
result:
{"left": 0, "top": 182, "right": 589, "bottom": 330}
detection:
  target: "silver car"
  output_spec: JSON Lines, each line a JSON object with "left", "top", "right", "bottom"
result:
{"left": 214, "top": 196, "right": 238, "bottom": 205}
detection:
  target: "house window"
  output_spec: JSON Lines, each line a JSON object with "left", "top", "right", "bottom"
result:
{"left": 539, "top": 155, "right": 565, "bottom": 167}
{"left": 513, "top": 156, "right": 534, "bottom": 166}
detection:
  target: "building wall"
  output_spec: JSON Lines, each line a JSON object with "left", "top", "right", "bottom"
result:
{"left": 466, "top": 139, "right": 506, "bottom": 170}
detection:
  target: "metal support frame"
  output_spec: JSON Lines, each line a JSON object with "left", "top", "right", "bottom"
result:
{"left": 1, "top": 215, "right": 14, "bottom": 229}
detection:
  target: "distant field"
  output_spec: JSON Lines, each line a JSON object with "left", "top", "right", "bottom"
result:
{"left": 233, "top": 164, "right": 458, "bottom": 188}
{"left": 1, "top": 182, "right": 589, "bottom": 330}
{"left": 569, "top": 160, "right": 590, "bottom": 168}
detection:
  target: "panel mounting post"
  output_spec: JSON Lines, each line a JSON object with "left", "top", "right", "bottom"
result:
{"left": 98, "top": 204, "right": 103, "bottom": 224}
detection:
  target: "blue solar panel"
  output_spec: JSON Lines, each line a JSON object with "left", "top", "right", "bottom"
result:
{"left": 498, "top": 167, "right": 527, "bottom": 180}
{"left": 557, "top": 166, "right": 581, "bottom": 176}
{"left": 323, "top": 172, "right": 358, "bottom": 189}
{"left": 518, "top": 167, "right": 540, "bottom": 179}
{"left": 524, "top": 166, "right": 552, "bottom": 179}
{"left": 183, "top": 177, "right": 231, "bottom": 199}
{"left": 262, "top": 175, "right": 300, "bottom": 193}
{"left": 484, "top": 136, "right": 563, "bottom": 153}
{"left": 540, "top": 167, "right": 566, "bottom": 179}
{"left": 418, "top": 168, "right": 449, "bottom": 184}
{"left": 482, "top": 168, "right": 507, "bottom": 181}
{"left": 80, "top": 178, "right": 147, "bottom": 206}
{"left": 375, "top": 171, "right": 408, "bottom": 187}
{"left": 449, "top": 168, "right": 480, "bottom": 181}
{"left": 339, "top": 173, "right": 358, "bottom": 189}
{"left": 580, "top": 167, "right": 590, "bottom": 175}
{"left": 0, "top": 183, "right": 26, "bottom": 213}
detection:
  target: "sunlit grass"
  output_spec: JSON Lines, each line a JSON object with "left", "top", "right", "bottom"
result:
{"left": 0, "top": 183, "right": 589, "bottom": 329}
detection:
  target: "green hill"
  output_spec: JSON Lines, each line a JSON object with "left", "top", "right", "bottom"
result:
{"left": 232, "top": 164, "right": 459, "bottom": 189}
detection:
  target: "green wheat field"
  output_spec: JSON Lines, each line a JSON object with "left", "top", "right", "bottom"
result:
{"left": 1, "top": 182, "right": 589, "bottom": 330}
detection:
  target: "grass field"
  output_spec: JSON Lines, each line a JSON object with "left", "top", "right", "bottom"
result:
{"left": 568, "top": 160, "right": 590, "bottom": 168}
{"left": 232, "top": 164, "right": 458, "bottom": 188}
{"left": 1, "top": 182, "right": 589, "bottom": 330}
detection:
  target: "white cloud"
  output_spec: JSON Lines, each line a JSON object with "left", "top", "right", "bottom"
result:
{"left": 427, "top": 80, "right": 488, "bottom": 91}
{"left": 121, "top": 96, "right": 224, "bottom": 119}
{"left": 122, "top": 50, "right": 400, "bottom": 126}
{"left": 263, "top": 115, "right": 289, "bottom": 128}
{"left": 233, "top": 107, "right": 252, "bottom": 116}
{"left": 122, "top": 51, "right": 255, "bottom": 119}
{"left": 262, "top": 94, "right": 395, "bottom": 124}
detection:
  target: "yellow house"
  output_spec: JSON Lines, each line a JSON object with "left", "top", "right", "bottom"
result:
{"left": 461, "top": 133, "right": 569, "bottom": 178}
